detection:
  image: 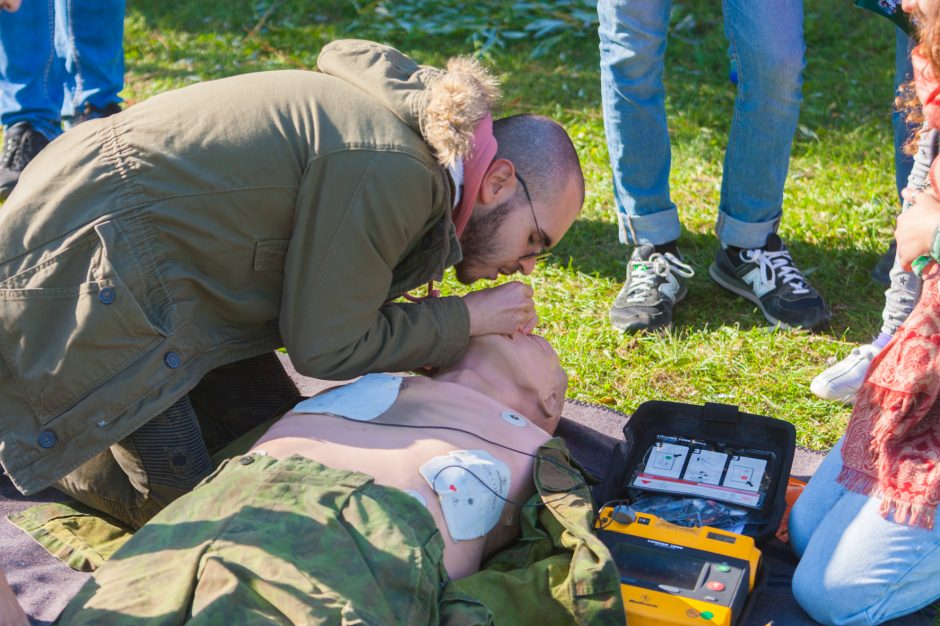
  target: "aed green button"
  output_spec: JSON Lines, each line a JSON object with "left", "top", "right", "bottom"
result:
{"left": 700, "top": 611, "right": 714, "bottom": 620}
{"left": 716, "top": 564, "right": 731, "bottom": 572}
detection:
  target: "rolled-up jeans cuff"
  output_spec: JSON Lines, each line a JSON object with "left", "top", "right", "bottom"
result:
{"left": 616, "top": 207, "right": 681, "bottom": 246}
{"left": 715, "top": 210, "right": 781, "bottom": 249}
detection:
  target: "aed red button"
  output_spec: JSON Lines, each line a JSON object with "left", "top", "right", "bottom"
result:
{"left": 706, "top": 581, "right": 725, "bottom": 592}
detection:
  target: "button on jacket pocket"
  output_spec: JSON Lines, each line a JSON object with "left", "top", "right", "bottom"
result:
{"left": 0, "top": 221, "right": 166, "bottom": 424}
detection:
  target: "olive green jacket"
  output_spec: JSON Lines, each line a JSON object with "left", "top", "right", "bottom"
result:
{"left": 0, "top": 40, "right": 477, "bottom": 494}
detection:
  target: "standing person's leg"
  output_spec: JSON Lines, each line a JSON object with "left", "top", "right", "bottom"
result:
{"left": 0, "top": 0, "right": 65, "bottom": 198}
{"left": 714, "top": 0, "right": 803, "bottom": 248}
{"left": 893, "top": 30, "right": 916, "bottom": 209}
{"left": 790, "top": 440, "right": 940, "bottom": 626}
{"left": 707, "top": 0, "right": 830, "bottom": 330}
{"left": 57, "top": 0, "right": 124, "bottom": 124}
{"left": 598, "top": 0, "right": 677, "bottom": 247}
{"left": 810, "top": 125, "right": 931, "bottom": 405}
{"left": 872, "top": 28, "right": 916, "bottom": 286}
{"left": 598, "top": 0, "right": 695, "bottom": 333}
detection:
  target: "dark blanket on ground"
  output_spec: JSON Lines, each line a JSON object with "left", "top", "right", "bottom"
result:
{"left": 2, "top": 362, "right": 936, "bottom": 625}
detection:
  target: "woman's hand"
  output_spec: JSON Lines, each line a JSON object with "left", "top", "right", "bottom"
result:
{"left": 897, "top": 187, "right": 940, "bottom": 270}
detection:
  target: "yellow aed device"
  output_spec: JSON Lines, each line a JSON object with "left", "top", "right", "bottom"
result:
{"left": 595, "top": 505, "right": 761, "bottom": 626}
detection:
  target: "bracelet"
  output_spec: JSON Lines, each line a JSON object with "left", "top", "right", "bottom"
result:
{"left": 931, "top": 225, "right": 940, "bottom": 263}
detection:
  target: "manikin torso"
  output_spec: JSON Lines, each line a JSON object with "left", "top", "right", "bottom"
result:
{"left": 252, "top": 375, "right": 553, "bottom": 579}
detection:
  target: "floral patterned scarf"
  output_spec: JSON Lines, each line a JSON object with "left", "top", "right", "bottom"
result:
{"left": 839, "top": 266, "right": 940, "bottom": 529}
{"left": 839, "top": 44, "right": 940, "bottom": 530}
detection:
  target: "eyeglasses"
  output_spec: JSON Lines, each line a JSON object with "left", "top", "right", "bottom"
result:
{"left": 515, "top": 173, "right": 551, "bottom": 261}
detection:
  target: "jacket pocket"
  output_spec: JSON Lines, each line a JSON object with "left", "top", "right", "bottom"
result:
{"left": 0, "top": 220, "right": 166, "bottom": 424}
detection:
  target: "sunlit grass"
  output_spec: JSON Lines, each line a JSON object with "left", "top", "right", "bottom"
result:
{"left": 3, "top": 0, "right": 908, "bottom": 450}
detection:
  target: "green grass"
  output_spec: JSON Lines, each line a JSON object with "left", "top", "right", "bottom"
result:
{"left": 7, "top": 0, "right": 910, "bottom": 450}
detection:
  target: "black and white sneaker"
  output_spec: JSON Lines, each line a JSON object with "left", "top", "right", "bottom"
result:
{"left": 0, "top": 122, "right": 50, "bottom": 201}
{"left": 708, "top": 233, "right": 830, "bottom": 330}
{"left": 610, "top": 244, "right": 695, "bottom": 332}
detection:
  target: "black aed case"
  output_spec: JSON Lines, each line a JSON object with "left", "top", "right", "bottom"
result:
{"left": 595, "top": 400, "right": 796, "bottom": 545}
{"left": 593, "top": 401, "right": 797, "bottom": 626}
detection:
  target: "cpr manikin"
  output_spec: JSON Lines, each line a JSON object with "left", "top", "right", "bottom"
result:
{"left": 253, "top": 332, "right": 567, "bottom": 578}
{"left": 291, "top": 373, "right": 512, "bottom": 541}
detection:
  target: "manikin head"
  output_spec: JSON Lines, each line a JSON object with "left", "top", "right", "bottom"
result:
{"left": 454, "top": 115, "right": 584, "bottom": 285}
{"left": 436, "top": 332, "right": 568, "bottom": 434}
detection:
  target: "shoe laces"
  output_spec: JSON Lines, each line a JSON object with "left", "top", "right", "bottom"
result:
{"left": 739, "top": 247, "right": 809, "bottom": 295}
{"left": 624, "top": 252, "right": 694, "bottom": 304}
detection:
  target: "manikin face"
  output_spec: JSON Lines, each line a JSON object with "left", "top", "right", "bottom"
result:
{"left": 466, "top": 332, "right": 568, "bottom": 432}
{"left": 454, "top": 166, "right": 582, "bottom": 285}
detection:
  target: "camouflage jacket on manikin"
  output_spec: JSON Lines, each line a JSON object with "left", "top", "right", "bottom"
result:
{"left": 0, "top": 39, "right": 487, "bottom": 495}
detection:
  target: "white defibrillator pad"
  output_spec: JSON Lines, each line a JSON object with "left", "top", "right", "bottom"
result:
{"left": 419, "top": 450, "right": 511, "bottom": 542}
{"left": 291, "top": 373, "right": 402, "bottom": 421}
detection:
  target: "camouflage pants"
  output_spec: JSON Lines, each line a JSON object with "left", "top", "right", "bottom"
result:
{"left": 57, "top": 453, "right": 448, "bottom": 626}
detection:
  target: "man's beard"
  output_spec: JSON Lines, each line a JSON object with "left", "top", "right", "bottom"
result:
{"left": 454, "top": 200, "right": 512, "bottom": 284}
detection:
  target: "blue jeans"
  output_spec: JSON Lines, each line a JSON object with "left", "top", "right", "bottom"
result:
{"left": 789, "top": 438, "right": 940, "bottom": 625}
{"left": 894, "top": 29, "right": 916, "bottom": 202}
{"left": 598, "top": 0, "right": 805, "bottom": 248}
{"left": 0, "top": 0, "right": 125, "bottom": 140}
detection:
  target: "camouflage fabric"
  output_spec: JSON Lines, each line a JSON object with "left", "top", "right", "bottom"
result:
{"left": 57, "top": 453, "right": 448, "bottom": 625}
{"left": 8, "top": 500, "right": 132, "bottom": 572}
{"left": 56, "top": 439, "right": 624, "bottom": 625}
{"left": 441, "top": 439, "right": 625, "bottom": 626}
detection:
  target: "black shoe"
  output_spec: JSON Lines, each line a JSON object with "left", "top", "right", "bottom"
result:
{"left": 870, "top": 239, "right": 896, "bottom": 286}
{"left": 0, "top": 122, "right": 50, "bottom": 201}
{"left": 65, "top": 101, "right": 122, "bottom": 129}
{"left": 609, "top": 244, "right": 695, "bottom": 332}
{"left": 708, "top": 234, "right": 830, "bottom": 330}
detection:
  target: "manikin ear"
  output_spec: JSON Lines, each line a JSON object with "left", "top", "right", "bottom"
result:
{"left": 536, "top": 387, "right": 564, "bottom": 435}
{"left": 477, "top": 158, "right": 517, "bottom": 206}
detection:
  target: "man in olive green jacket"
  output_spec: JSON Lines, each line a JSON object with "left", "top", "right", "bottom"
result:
{"left": 0, "top": 39, "right": 584, "bottom": 526}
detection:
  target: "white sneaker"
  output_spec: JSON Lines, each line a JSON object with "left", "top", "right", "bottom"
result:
{"left": 810, "top": 343, "right": 882, "bottom": 404}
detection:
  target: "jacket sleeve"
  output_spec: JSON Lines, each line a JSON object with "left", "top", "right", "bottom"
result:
{"left": 280, "top": 150, "right": 469, "bottom": 380}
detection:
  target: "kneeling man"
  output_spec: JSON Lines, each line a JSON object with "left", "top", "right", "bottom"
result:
{"left": 56, "top": 333, "right": 607, "bottom": 625}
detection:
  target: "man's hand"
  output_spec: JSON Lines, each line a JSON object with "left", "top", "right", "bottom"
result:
{"left": 464, "top": 281, "right": 537, "bottom": 336}
{"left": 0, "top": 0, "right": 21, "bottom": 13}
{"left": 0, "top": 568, "right": 27, "bottom": 626}
{"left": 897, "top": 187, "right": 940, "bottom": 270}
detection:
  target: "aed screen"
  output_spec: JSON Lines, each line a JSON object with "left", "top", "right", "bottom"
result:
{"left": 611, "top": 542, "right": 706, "bottom": 590}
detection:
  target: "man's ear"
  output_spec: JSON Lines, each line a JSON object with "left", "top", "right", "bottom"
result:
{"left": 478, "top": 159, "right": 517, "bottom": 205}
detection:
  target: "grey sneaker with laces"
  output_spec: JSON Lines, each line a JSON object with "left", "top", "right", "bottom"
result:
{"left": 0, "top": 122, "right": 50, "bottom": 201}
{"left": 708, "top": 233, "right": 830, "bottom": 330}
{"left": 609, "top": 244, "right": 695, "bottom": 332}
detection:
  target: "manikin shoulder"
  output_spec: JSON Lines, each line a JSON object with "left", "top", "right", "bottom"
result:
{"left": 390, "top": 377, "right": 553, "bottom": 450}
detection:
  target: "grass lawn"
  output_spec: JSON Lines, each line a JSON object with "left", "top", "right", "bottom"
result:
{"left": 8, "top": 0, "right": 907, "bottom": 450}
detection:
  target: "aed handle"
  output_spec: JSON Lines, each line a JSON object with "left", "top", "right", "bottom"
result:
{"left": 703, "top": 402, "right": 740, "bottom": 424}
